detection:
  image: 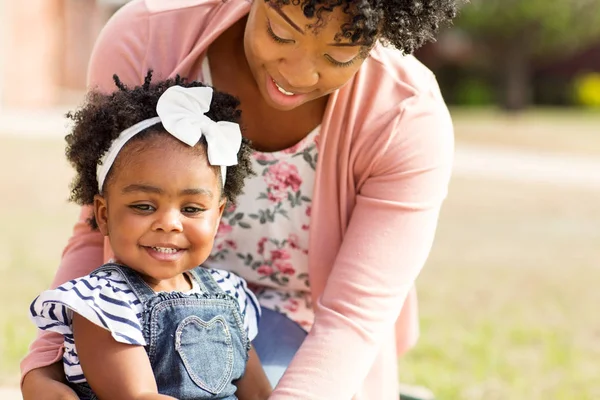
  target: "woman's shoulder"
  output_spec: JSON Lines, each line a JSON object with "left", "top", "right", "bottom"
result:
{"left": 135, "top": 0, "right": 250, "bottom": 22}
{"left": 89, "top": 0, "right": 249, "bottom": 90}
{"left": 114, "top": 0, "right": 239, "bottom": 28}
{"left": 324, "top": 44, "right": 453, "bottom": 174}
{"left": 332, "top": 45, "right": 449, "bottom": 136}
{"left": 144, "top": 0, "right": 226, "bottom": 13}
{"left": 362, "top": 44, "right": 439, "bottom": 102}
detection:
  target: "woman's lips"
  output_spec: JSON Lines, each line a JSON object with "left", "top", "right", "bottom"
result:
{"left": 264, "top": 74, "right": 309, "bottom": 108}
{"left": 273, "top": 79, "right": 295, "bottom": 96}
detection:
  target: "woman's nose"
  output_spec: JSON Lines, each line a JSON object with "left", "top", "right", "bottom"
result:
{"left": 279, "top": 56, "right": 319, "bottom": 89}
{"left": 151, "top": 209, "right": 183, "bottom": 232}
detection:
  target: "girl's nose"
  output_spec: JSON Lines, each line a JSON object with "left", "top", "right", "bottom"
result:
{"left": 151, "top": 209, "right": 183, "bottom": 232}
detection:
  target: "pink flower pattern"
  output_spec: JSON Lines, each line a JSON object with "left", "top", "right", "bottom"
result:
{"left": 204, "top": 127, "right": 319, "bottom": 331}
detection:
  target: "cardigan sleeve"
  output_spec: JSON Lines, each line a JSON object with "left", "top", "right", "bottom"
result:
{"left": 20, "top": 2, "right": 151, "bottom": 384}
{"left": 20, "top": 207, "right": 105, "bottom": 382}
{"left": 270, "top": 81, "right": 454, "bottom": 399}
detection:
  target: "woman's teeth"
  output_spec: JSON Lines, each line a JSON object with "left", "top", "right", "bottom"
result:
{"left": 152, "top": 247, "right": 178, "bottom": 253}
{"left": 274, "top": 80, "right": 295, "bottom": 96}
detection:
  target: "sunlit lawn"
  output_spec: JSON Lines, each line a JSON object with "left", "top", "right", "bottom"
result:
{"left": 1, "top": 109, "right": 599, "bottom": 398}
{"left": 0, "top": 137, "right": 79, "bottom": 385}
{"left": 399, "top": 177, "right": 600, "bottom": 400}
{"left": 451, "top": 107, "right": 600, "bottom": 156}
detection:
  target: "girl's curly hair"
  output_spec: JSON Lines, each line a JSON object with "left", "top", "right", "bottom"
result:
{"left": 268, "top": 0, "right": 458, "bottom": 54}
{"left": 65, "top": 71, "right": 253, "bottom": 228}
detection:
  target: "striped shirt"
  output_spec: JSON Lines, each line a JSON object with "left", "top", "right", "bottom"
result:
{"left": 29, "top": 267, "right": 260, "bottom": 384}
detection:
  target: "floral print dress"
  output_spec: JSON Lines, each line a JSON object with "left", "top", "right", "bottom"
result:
{"left": 204, "top": 127, "right": 319, "bottom": 332}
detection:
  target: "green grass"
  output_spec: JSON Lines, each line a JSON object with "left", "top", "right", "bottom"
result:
{"left": 399, "top": 178, "right": 600, "bottom": 400}
{"left": 2, "top": 113, "right": 599, "bottom": 397}
{"left": 0, "top": 137, "right": 79, "bottom": 385}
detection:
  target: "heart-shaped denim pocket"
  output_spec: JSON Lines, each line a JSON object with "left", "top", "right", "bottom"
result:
{"left": 175, "top": 315, "right": 234, "bottom": 395}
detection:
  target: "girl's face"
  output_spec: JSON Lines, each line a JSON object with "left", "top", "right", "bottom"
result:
{"left": 94, "top": 134, "right": 225, "bottom": 292}
{"left": 244, "top": 0, "right": 369, "bottom": 111}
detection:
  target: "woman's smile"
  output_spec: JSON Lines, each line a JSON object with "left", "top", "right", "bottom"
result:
{"left": 264, "top": 72, "right": 311, "bottom": 108}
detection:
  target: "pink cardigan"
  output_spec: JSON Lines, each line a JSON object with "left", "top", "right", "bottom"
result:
{"left": 21, "top": 1, "right": 454, "bottom": 398}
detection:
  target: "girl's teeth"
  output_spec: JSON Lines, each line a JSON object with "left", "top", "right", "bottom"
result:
{"left": 274, "top": 80, "right": 294, "bottom": 96}
{"left": 152, "top": 247, "right": 178, "bottom": 253}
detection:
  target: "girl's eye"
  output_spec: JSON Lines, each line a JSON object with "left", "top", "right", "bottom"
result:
{"left": 266, "top": 21, "right": 293, "bottom": 44}
{"left": 325, "top": 54, "right": 356, "bottom": 68}
{"left": 182, "top": 206, "right": 205, "bottom": 214}
{"left": 130, "top": 204, "right": 154, "bottom": 212}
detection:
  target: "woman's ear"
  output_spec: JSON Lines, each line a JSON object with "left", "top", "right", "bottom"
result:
{"left": 93, "top": 194, "right": 109, "bottom": 236}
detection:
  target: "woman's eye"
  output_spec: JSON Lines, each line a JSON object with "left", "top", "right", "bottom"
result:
{"left": 325, "top": 54, "right": 357, "bottom": 68}
{"left": 266, "top": 21, "right": 293, "bottom": 44}
{"left": 130, "top": 204, "right": 154, "bottom": 212}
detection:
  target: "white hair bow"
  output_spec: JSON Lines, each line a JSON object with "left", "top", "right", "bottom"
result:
{"left": 96, "top": 85, "right": 242, "bottom": 191}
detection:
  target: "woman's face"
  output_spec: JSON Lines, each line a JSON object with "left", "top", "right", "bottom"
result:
{"left": 244, "top": 0, "right": 369, "bottom": 111}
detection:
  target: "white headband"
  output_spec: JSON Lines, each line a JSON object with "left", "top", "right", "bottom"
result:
{"left": 96, "top": 85, "right": 242, "bottom": 191}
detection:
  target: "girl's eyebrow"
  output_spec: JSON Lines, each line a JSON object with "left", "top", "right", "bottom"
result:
{"left": 122, "top": 184, "right": 162, "bottom": 194}
{"left": 270, "top": 4, "right": 304, "bottom": 34}
{"left": 122, "top": 184, "right": 213, "bottom": 198}
{"left": 179, "top": 188, "right": 214, "bottom": 198}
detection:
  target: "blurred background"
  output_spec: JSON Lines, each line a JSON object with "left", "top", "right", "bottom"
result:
{"left": 0, "top": 0, "right": 599, "bottom": 399}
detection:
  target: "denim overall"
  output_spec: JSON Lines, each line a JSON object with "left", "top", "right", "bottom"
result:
{"left": 72, "top": 264, "right": 249, "bottom": 400}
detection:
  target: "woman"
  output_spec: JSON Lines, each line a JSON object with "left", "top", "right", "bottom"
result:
{"left": 21, "top": 0, "right": 457, "bottom": 398}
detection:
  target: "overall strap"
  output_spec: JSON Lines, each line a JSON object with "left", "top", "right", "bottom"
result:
{"left": 95, "top": 263, "right": 156, "bottom": 303}
{"left": 189, "top": 267, "right": 225, "bottom": 295}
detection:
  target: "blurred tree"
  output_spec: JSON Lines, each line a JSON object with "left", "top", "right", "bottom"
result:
{"left": 455, "top": 0, "right": 600, "bottom": 110}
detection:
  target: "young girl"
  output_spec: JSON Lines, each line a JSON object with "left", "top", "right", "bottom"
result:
{"left": 28, "top": 73, "right": 271, "bottom": 400}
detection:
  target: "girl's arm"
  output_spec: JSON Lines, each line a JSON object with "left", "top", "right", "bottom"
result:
{"left": 234, "top": 346, "right": 272, "bottom": 400}
{"left": 21, "top": 362, "right": 79, "bottom": 400}
{"left": 72, "top": 313, "right": 175, "bottom": 400}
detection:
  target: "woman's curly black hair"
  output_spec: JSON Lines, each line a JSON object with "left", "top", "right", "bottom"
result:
{"left": 65, "top": 71, "right": 253, "bottom": 228}
{"left": 268, "top": 0, "right": 458, "bottom": 54}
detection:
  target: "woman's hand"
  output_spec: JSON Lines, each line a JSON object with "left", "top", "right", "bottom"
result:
{"left": 21, "top": 362, "right": 78, "bottom": 400}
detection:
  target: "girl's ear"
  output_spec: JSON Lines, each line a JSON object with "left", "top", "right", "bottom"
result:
{"left": 215, "top": 199, "right": 227, "bottom": 232}
{"left": 93, "top": 195, "right": 109, "bottom": 236}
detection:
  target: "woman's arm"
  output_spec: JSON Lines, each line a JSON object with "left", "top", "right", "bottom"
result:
{"left": 21, "top": 0, "right": 150, "bottom": 390}
{"left": 21, "top": 206, "right": 104, "bottom": 390}
{"left": 235, "top": 346, "right": 272, "bottom": 400}
{"left": 72, "top": 313, "right": 175, "bottom": 400}
{"left": 270, "top": 83, "right": 454, "bottom": 399}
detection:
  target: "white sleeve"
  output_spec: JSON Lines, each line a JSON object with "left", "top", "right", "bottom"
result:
{"left": 209, "top": 270, "right": 261, "bottom": 341}
{"left": 29, "top": 269, "right": 146, "bottom": 346}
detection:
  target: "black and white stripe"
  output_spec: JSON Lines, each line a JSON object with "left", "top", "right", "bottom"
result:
{"left": 30, "top": 268, "right": 260, "bottom": 384}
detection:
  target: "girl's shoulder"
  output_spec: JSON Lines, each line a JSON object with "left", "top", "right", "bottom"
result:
{"left": 29, "top": 266, "right": 146, "bottom": 346}
{"left": 205, "top": 268, "right": 261, "bottom": 340}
